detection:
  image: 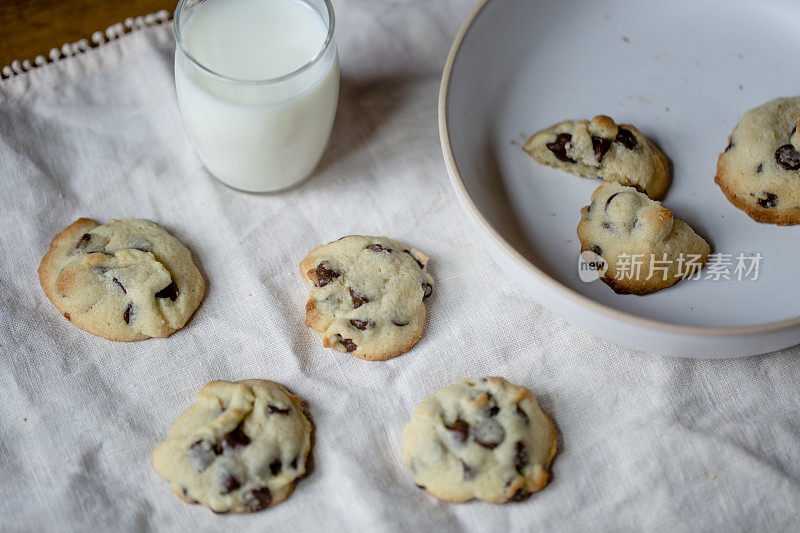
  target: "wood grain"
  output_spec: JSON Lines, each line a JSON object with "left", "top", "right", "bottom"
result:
{"left": 0, "top": 0, "right": 177, "bottom": 68}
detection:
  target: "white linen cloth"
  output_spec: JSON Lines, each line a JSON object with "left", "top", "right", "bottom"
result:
{"left": 1, "top": 1, "right": 799, "bottom": 531}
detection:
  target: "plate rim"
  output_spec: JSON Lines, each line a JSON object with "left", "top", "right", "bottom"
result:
{"left": 438, "top": 0, "right": 800, "bottom": 338}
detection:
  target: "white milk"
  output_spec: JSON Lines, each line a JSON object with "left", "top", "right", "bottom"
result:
{"left": 175, "top": 0, "right": 339, "bottom": 192}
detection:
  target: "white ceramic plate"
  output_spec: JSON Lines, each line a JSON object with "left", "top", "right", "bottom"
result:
{"left": 440, "top": 0, "right": 800, "bottom": 357}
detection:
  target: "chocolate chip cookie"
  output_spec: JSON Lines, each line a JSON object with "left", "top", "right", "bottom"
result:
{"left": 716, "top": 96, "right": 800, "bottom": 225}
{"left": 402, "top": 377, "right": 557, "bottom": 504}
{"left": 524, "top": 115, "right": 670, "bottom": 199}
{"left": 38, "top": 218, "right": 205, "bottom": 341}
{"left": 577, "top": 182, "right": 710, "bottom": 295}
{"left": 152, "top": 380, "right": 312, "bottom": 514}
{"left": 299, "top": 235, "right": 434, "bottom": 361}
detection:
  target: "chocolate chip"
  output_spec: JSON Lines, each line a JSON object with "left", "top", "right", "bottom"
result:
{"left": 267, "top": 405, "right": 290, "bottom": 415}
{"left": 349, "top": 288, "right": 369, "bottom": 309}
{"left": 444, "top": 418, "right": 469, "bottom": 443}
{"left": 614, "top": 127, "right": 637, "bottom": 149}
{"left": 601, "top": 221, "right": 612, "bottom": 230}
{"left": 404, "top": 250, "right": 424, "bottom": 268}
{"left": 220, "top": 474, "right": 241, "bottom": 494}
{"left": 63, "top": 313, "right": 70, "bottom": 320}
{"left": 508, "top": 488, "right": 531, "bottom": 502}
{"left": 757, "top": 192, "right": 778, "bottom": 209}
{"left": 155, "top": 281, "right": 178, "bottom": 301}
{"left": 725, "top": 137, "right": 734, "bottom": 152}
{"left": 473, "top": 419, "right": 506, "bottom": 449}
{"left": 221, "top": 425, "right": 251, "bottom": 452}
{"left": 367, "top": 243, "right": 392, "bottom": 253}
{"left": 605, "top": 192, "right": 620, "bottom": 209}
{"left": 316, "top": 263, "right": 340, "bottom": 287}
{"left": 546, "top": 133, "right": 576, "bottom": 163}
{"left": 112, "top": 277, "right": 126, "bottom": 294}
{"left": 415, "top": 483, "right": 426, "bottom": 490}
{"left": 350, "top": 319, "right": 375, "bottom": 330}
{"left": 775, "top": 144, "right": 800, "bottom": 170}
{"left": 515, "top": 405, "right": 530, "bottom": 425}
{"left": 290, "top": 457, "right": 298, "bottom": 469}
{"left": 513, "top": 441, "right": 528, "bottom": 472}
{"left": 123, "top": 303, "right": 132, "bottom": 324}
{"left": 341, "top": 338, "right": 357, "bottom": 352}
{"left": 591, "top": 245, "right": 603, "bottom": 256}
{"left": 592, "top": 137, "right": 611, "bottom": 162}
{"left": 483, "top": 393, "right": 499, "bottom": 416}
{"left": 422, "top": 283, "right": 433, "bottom": 299}
{"left": 269, "top": 460, "right": 282, "bottom": 476}
{"left": 243, "top": 488, "right": 271, "bottom": 511}
{"left": 188, "top": 439, "right": 217, "bottom": 471}
{"left": 756, "top": 163, "right": 763, "bottom": 174}
{"left": 75, "top": 233, "right": 91, "bottom": 250}
{"left": 392, "top": 319, "right": 409, "bottom": 327}
{"left": 461, "top": 460, "right": 475, "bottom": 480}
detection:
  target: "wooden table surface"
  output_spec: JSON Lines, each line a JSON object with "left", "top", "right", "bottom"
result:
{"left": 0, "top": 0, "right": 177, "bottom": 68}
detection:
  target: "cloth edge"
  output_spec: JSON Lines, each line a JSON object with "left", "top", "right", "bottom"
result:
{"left": 0, "top": 10, "right": 174, "bottom": 99}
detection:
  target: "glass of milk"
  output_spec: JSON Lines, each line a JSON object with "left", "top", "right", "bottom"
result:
{"left": 174, "top": 0, "right": 339, "bottom": 192}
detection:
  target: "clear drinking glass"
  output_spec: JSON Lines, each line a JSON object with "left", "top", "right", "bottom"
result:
{"left": 174, "top": 0, "right": 339, "bottom": 193}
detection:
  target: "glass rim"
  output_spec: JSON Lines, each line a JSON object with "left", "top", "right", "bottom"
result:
{"left": 173, "top": 0, "right": 336, "bottom": 85}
